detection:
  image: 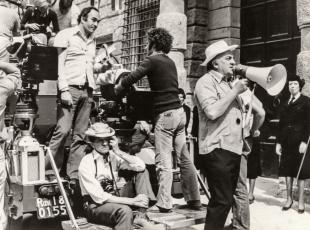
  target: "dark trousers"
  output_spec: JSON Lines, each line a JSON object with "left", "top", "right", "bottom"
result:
{"left": 201, "top": 148, "right": 241, "bottom": 230}
{"left": 46, "top": 86, "right": 93, "bottom": 179}
{"left": 85, "top": 202, "right": 133, "bottom": 230}
{"left": 84, "top": 170, "right": 155, "bottom": 230}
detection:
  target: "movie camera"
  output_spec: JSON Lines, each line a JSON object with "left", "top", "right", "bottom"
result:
{"left": 94, "top": 45, "right": 154, "bottom": 133}
{"left": 7, "top": 35, "right": 58, "bottom": 122}
{"left": 4, "top": 37, "right": 71, "bottom": 228}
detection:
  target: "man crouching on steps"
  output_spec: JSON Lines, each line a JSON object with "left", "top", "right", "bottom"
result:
{"left": 78, "top": 122, "right": 156, "bottom": 230}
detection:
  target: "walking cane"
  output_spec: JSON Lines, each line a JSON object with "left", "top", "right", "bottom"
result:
{"left": 296, "top": 135, "right": 310, "bottom": 182}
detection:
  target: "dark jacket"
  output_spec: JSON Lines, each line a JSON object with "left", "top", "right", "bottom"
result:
{"left": 277, "top": 94, "right": 310, "bottom": 144}
{"left": 21, "top": 7, "right": 59, "bottom": 34}
{"left": 120, "top": 54, "right": 181, "bottom": 115}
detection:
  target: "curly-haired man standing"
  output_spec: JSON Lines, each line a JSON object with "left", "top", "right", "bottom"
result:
{"left": 115, "top": 28, "right": 201, "bottom": 212}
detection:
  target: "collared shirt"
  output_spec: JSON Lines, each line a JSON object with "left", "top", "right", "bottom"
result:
{"left": 288, "top": 92, "right": 301, "bottom": 104}
{"left": 78, "top": 150, "right": 145, "bottom": 204}
{"left": 53, "top": 26, "right": 97, "bottom": 91}
{"left": 194, "top": 70, "right": 244, "bottom": 155}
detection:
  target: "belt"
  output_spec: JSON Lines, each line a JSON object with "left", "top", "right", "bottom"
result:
{"left": 70, "top": 83, "right": 89, "bottom": 90}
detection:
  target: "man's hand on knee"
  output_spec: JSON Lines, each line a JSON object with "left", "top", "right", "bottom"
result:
{"left": 132, "top": 194, "right": 149, "bottom": 208}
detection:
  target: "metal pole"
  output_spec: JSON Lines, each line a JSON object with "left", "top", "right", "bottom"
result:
{"left": 296, "top": 135, "right": 310, "bottom": 182}
{"left": 45, "top": 147, "right": 80, "bottom": 230}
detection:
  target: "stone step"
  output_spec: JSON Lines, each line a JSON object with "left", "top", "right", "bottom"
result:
{"left": 62, "top": 205, "right": 207, "bottom": 230}
{"left": 146, "top": 204, "right": 207, "bottom": 229}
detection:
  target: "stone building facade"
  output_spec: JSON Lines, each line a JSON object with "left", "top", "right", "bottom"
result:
{"left": 74, "top": 0, "right": 242, "bottom": 94}
{"left": 73, "top": 0, "right": 310, "bottom": 178}
{"left": 74, "top": 0, "right": 310, "bottom": 96}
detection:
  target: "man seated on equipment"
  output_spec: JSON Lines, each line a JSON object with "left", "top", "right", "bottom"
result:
{"left": 21, "top": 0, "right": 59, "bottom": 46}
{"left": 78, "top": 122, "right": 156, "bottom": 230}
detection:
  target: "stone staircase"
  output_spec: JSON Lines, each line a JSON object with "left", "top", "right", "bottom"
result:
{"left": 61, "top": 204, "right": 207, "bottom": 230}
{"left": 145, "top": 204, "right": 206, "bottom": 229}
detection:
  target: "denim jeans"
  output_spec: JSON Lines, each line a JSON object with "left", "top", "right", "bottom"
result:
{"left": 119, "top": 169, "right": 156, "bottom": 202}
{"left": 232, "top": 154, "right": 250, "bottom": 230}
{"left": 47, "top": 86, "right": 93, "bottom": 179}
{"left": 154, "top": 107, "right": 200, "bottom": 209}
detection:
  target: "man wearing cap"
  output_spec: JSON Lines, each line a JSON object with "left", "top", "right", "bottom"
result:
{"left": 194, "top": 40, "right": 249, "bottom": 230}
{"left": 78, "top": 122, "right": 156, "bottom": 230}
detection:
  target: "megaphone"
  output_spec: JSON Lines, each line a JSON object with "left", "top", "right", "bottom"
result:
{"left": 234, "top": 64, "right": 287, "bottom": 96}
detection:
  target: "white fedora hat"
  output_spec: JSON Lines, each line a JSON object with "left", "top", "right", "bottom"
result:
{"left": 85, "top": 122, "right": 115, "bottom": 138}
{"left": 201, "top": 40, "right": 238, "bottom": 66}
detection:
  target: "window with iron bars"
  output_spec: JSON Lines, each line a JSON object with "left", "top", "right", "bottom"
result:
{"left": 121, "top": 0, "right": 160, "bottom": 87}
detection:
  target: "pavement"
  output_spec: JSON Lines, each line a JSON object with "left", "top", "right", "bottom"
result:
{"left": 246, "top": 177, "right": 310, "bottom": 230}
{"left": 187, "top": 177, "right": 310, "bottom": 230}
{"left": 19, "top": 177, "right": 310, "bottom": 230}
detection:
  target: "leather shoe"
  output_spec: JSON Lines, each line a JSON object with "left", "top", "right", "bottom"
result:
{"left": 249, "top": 196, "right": 255, "bottom": 205}
{"left": 186, "top": 200, "right": 203, "bottom": 210}
{"left": 298, "top": 209, "right": 305, "bottom": 214}
{"left": 147, "top": 205, "right": 172, "bottom": 213}
{"left": 282, "top": 201, "right": 293, "bottom": 211}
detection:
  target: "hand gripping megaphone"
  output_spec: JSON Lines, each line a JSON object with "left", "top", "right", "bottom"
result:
{"left": 234, "top": 64, "right": 287, "bottom": 96}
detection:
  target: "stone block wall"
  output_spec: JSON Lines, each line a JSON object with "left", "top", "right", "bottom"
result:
{"left": 75, "top": 0, "right": 124, "bottom": 58}
{"left": 185, "top": 0, "right": 208, "bottom": 95}
{"left": 297, "top": 0, "right": 310, "bottom": 97}
{"left": 208, "top": 0, "right": 241, "bottom": 62}
{"left": 296, "top": 0, "right": 310, "bottom": 190}
{"left": 185, "top": 0, "right": 241, "bottom": 103}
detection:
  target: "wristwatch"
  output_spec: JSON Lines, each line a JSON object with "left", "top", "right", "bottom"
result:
{"left": 252, "top": 130, "right": 260, "bottom": 138}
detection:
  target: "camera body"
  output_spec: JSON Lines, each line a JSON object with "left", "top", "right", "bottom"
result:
{"left": 98, "top": 76, "right": 154, "bottom": 122}
{"left": 99, "top": 178, "right": 115, "bottom": 194}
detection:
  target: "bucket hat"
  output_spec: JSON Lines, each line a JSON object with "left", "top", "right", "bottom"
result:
{"left": 201, "top": 40, "right": 238, "bottom": 66}
{"left": 85, "top": 122, "right": 115, "bottom": 138}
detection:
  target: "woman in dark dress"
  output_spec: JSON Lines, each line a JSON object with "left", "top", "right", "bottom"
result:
{"left": 276, "top": 75, "right": 310, "bottom": 213}
{"left": 247, "top": 136, "right": 262, "bottom": 204}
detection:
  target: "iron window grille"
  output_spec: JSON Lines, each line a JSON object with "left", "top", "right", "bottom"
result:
{"left": 121, "top": 0, "right": 159, "bottom": 87}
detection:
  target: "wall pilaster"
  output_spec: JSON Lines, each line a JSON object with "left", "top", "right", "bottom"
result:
{"left": 297, "top": 0, "right": 310, "bottom": 96}
{"left": 157, "top": 0, "right": 187, "bottom": 89}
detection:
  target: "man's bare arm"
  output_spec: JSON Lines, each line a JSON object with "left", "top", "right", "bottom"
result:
{"left": 0, "top": 61, "right": 20, "bottom": 76}
{"left": 251, "top": 95, "right": 265, "bottom": 135}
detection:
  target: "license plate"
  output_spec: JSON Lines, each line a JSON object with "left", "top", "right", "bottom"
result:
{"left": 36, "top": 196, "right": 67, "bottom": 219}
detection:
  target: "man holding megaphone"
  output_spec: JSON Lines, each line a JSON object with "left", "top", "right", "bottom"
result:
{"left": 194, "top": 40, "right": 272, "bottom": 230}
{"left": 194, "top": 40, "right": 249, "bottom": 230}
